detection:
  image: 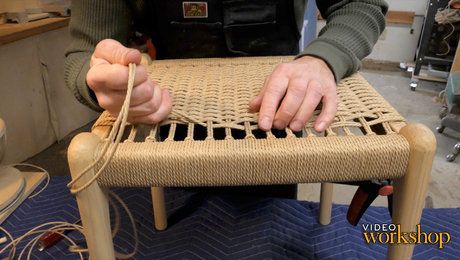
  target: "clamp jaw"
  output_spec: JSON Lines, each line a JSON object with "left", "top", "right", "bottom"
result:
{"left": 344, "top": 180, "right": 393, "bottom": 226}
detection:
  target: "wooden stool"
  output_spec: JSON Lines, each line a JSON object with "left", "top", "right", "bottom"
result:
{"left": 67, "top": 57, "right": 436, "bottom": 259}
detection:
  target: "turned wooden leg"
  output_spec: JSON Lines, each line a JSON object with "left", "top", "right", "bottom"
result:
{"left": 387, "top": 124, "right": 436, "bottom": 260}
{"left": 151, "top": 187, "right": 167, "bottom": 231}
{"left": 68, "top": 133, "right": 115, "bottom": 260}
{"left": 319, "top": 182, "right": 333, "bottom": 225}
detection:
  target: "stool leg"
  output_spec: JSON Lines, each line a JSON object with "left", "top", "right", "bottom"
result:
{"left": 151, "top": 187, "right": 167, "bottom": 230}
{"left": 68, "top": 133, "right": 115, "bottom": 260}
{"left": 319, "top": 183, "right": 333, "bottom": 225}
{"left": 387, "top": 124, "right": 436, "bottom": 260}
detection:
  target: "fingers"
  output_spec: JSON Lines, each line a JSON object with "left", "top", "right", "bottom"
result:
{"left": 249, "top": 76, "right": 269, "bottom": 112}
{"left": 94, "top": 39, "right": 141, "bottom": 65}
{"left": 90, "top": 56, "right": 109, "bottom": 67}
{"left": 254, "top": 77, "right": 336, "bottom": 132}
{"left": 98, "top": 81, "right": 164, "bottom": 115}
{"left": 126, "top": 83, "right": 162, "bottom": 117}
{"left": 273, "top": 78, "right": 308, "bottom": 129}
{"left": 289, "top": 80, "right": 323, "bottom": 131}
{"left": 88, "top": 39, "right": 172, "bottom": 124}
{"left": 314, "top": 84, "right": 337, "bottom": 132}
{"left": 128, "top": 90, "right": 173, "bottom": 124}
{"left": 257, "top": 70, "right": 289, "bottom": 131}
{"left": 107, "top": 80, "right": 156, "bottom": 107}
{"left": 87, "top": 64, "right": 148, "bottom": 91}
{"left": 101, "top": 86, "right": 172, "bottom": 125}
{"left": 253, "top": 56, "right": 338, "bottom": 132}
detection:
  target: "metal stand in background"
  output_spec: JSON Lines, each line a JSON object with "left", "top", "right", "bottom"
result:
{"left": 410, "top": 0, "right": 451, "bottom": 91}
{"left": 437, "top": 113, "right": 460, "bottom": 161}
{"left": 436, "top": 72, "right": 460, "bottom": 162}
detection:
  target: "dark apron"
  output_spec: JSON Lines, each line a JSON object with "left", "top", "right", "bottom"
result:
{"left": 128, "top": 0, "right": 299, "bottom": 199}
{"left": 131, "top": 0, "right": 300, "bottom": 59}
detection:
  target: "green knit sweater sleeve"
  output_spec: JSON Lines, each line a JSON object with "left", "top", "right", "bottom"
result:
{"left": 299, "top": 0, "right": 388, "bottom": 81}
{"left": 64, "top": 0, "right": 131, "bottom": 111}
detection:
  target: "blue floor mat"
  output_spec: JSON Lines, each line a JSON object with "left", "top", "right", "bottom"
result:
{"left": 1, "top": 176, "right": 459, "bottom": 259}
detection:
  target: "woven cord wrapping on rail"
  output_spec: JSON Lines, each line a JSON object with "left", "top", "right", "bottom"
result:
{"left": 85, "top": 57, "right": 409, "bottom": 187}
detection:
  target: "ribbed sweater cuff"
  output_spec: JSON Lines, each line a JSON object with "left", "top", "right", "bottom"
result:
{"left": 297, "top": 40, "right": 354, "bottom": 82}
{"left": 76, "top": 60, "right": 103, "bottom": 112}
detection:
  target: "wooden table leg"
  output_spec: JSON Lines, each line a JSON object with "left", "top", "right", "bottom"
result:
{"left": 319, "top": 182, "right": 333, "bottom": 225}
{"left": 387, "top": 124, "right": 436, "bottom": 260}
{"left": 151, "top": 187, "right": 167, "bottom": 231}
{"left": 68, "top": 133, "right": 115, "bottom": 260}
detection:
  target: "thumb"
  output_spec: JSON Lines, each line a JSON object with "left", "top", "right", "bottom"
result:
{"left": 94, "top": 39, "right": 141, "bottom": 65}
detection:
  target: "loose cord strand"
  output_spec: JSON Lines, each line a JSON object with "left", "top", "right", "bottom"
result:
{"left": 0, "top": 192, "right": 137, "bottom": 259}
{"left": 109, "top": 191, "right": 139, "bottom": 259}
{"left": 68, "top": 63, "right": 137, "bottom": 194}
{"left": 0, "top": 226, "right": 17, "bottom": 260}
{"left": 0, "top": 222, "right": 85, "bottom": 260}
{"left": 8, "top": 163, "right": 50, "bottom": 199}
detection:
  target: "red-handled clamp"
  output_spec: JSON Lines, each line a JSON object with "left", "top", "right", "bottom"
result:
{"left": 343, "top": 180, "right": 393, "bottom": 226}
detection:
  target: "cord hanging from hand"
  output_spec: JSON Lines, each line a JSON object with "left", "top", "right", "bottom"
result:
{"left": 67, "top": 63, "right": 137, "bottom": 194}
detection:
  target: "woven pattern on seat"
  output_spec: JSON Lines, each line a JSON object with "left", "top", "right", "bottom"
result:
{"left": 91, "top": 56, "right": 410, "bottom": 187}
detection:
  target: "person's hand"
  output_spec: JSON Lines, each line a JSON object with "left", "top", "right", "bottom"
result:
{"left": 249, "top": 55, "right": 337, "bottom": 132}
{"left": 86, "top": 39, "right": 172, "bottom": 124}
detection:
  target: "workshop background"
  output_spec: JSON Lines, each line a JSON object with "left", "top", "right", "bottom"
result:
{"left": 0, "top": 0, "right": 460, "bottom": 259}
{"left": 1, "top": 0, "right": 457, "bottom": 207}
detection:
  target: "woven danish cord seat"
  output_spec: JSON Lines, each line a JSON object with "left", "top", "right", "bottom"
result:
{"left": 91, "top": 56, "right": 409, "bottom": 187}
